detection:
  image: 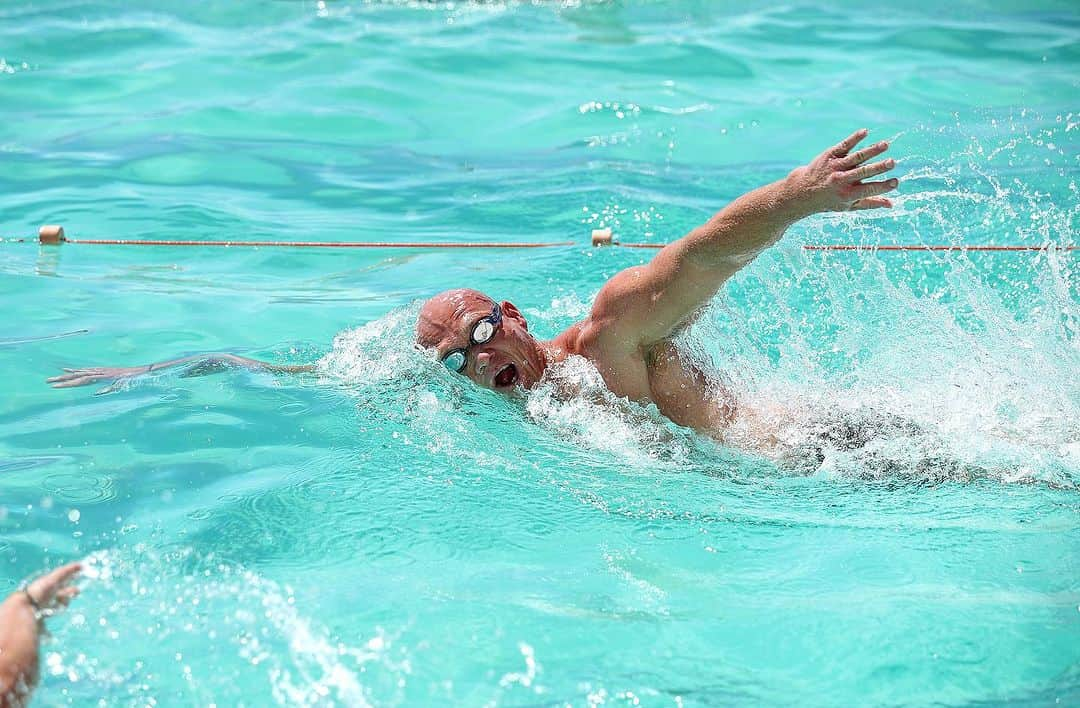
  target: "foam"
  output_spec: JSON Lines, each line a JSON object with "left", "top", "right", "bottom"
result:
{"left": 51, "top": 549, "right": 407, "bottom": 706}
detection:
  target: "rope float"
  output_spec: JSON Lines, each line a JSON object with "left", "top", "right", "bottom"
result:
{"left": 23, "top": 225, "right": 1077, "bottom": 253}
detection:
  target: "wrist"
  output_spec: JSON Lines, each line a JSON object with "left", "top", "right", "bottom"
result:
{"left": 776, "top": 169, "right": 818, "bottom": 222}
{"left": 2, "top": 590, "right": 38, "bottom": 624}
{"left": 15, "top": 586, "right": 43, "bottom": 621}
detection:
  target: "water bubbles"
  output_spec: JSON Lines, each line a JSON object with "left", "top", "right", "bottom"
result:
{"left": 46, "top": 651, "right": 64, "bottom": 676}
{"left": 68, "top": 509, "right": 81, "bottom": 523}
{"left": 577, "top": 100, "right": 641, "bottom": 120}
{"left": 497, "top": 643, "right": 541, "bottom": 691}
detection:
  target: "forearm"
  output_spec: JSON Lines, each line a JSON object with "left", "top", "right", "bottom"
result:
{"left": 49, "top": 353, "right": 316, "bottom": 389}
{"left": 0, "top": 594, "right": 40, "bottom": 708}
{"left": 172, "top": 354, "right": 315, "bottom": 377}
{"left": 684, "top": 172, "right": 810, "bottom": 266}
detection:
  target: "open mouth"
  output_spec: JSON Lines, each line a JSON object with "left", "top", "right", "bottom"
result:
{"left": 494, "top": 363, "right": 518, "bottom": 388}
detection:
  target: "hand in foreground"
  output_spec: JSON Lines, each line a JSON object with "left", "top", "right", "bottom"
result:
{"left": 47, "top": 365, "right": 152, "bottom": 389}
{"left": 789, "top": 128, "right": 899, "bottom": 214}
{"left": 24, "top": 563, "right": 82, "bottom": 617}
{"left": 1, "top": 563, "right": 82, "bottom": 707}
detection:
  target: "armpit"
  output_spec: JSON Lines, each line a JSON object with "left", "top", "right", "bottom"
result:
{"left": 646, "top": 341, "right": 735, "bottom": 435}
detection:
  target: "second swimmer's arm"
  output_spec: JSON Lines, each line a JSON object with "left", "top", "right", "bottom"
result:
{"left": 47, "top": 353, "right": 315, "bottom": 390}
{"left": 174, "top": 354, "right": 316, "bottom": 377}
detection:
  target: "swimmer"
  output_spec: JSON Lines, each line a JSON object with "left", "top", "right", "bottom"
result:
{"left": 0, "top": 563, "right": 82, "bottom": 708}
{"left": 48, "top": 129, "right": 897, "bottom": 439}
{"left": 416, "top": 129, "right": 897, "bottom": 435}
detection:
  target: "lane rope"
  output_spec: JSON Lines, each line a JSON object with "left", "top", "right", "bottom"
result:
{"left": 802, "top": 244, "right": 1075, "bottom": 252}
{"left": 591, "top": 229, "right": 1075, "bottom": 252}
{"left": 17, "top": 225, "right": 1077, "bottom": 253}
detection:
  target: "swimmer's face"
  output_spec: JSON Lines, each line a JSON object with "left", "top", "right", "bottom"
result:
{"left": 416, "top": 288, "right": 546, "bottom": 393}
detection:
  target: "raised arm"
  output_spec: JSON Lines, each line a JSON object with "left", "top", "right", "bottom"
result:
{"left": 591, "top": 129, "right": 897, "bottom": 348}
{"left": 48, "top": 353, "right": 315, "bottom": 391}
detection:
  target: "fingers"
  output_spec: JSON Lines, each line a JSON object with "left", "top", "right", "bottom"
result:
{"left": 27, "top": 562, "right": 83, "bottom": 608}
{"left": 851, "top": 197, "right": 893, "bottom": 210}
{"left": 839, "top": 141, "right": 889, "bottom": 168}
{"left": 55, "top": 586, "right": 80, "bottom": 607}
{"left": 49, "top": 562, "right": 83, "bottom": 584}
{"left": 830, "top": 128, "right": 868, "bottom": 157}
{"left": 51, "top": 378, "right": 94, "bottom": 388}
{"left": 841, "top": 158, "right": 895, "bottom": 183}
{"left": 853, "top": 178, "right": 899, "bottom": 199}
{"left": 35, "top": 562, "right": 82, "bottom": 590}
{"left": 48, "top": 370, "right": 88, "bottom": 382}
{"left": 48, "top": 369, "right": 104, "bottom": 387}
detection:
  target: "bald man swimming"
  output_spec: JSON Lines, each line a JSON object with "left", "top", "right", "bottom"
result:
{"left": 414, "top": 129, "right": 897, "bottom": 435}
{"left": 49, "top": 129, "right": 897, "bottom": 440}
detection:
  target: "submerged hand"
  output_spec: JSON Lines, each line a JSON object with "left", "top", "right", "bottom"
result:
{"left": 47, "top": 365, "right": 152, "bottom": 389}
{"left": 788, "top": 128, "right": 899, "bottom": 214}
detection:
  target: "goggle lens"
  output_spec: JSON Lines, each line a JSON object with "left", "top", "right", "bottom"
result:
{"left": 443, "top": 350, "right": 466, "bottom": 373}
{"left": 438, "top": 302, "right": 502, "bottom": 375}
{"left": 472, "top": 319, "right": 495, "bottom": 344}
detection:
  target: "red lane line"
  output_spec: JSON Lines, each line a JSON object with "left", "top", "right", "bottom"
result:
{"left": 24, "top": 237, "right": 1075, "bottom": 252}
{"left": 64, "top": 239, "right": 577, "bottom": 249}
{"left": 617, "top": 243, "right": 1076, "bottom": 251}
{"left": 803, "top": 245, "right": 1076, "bottom": 252}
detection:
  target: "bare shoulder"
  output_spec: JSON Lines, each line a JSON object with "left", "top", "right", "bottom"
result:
{"left": 588, "top": 266, "right": 650, "bottom": 331}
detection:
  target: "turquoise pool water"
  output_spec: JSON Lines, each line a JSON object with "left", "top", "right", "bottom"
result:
{"left": 2, "top": 1, "right": 1078, "bottom": 705}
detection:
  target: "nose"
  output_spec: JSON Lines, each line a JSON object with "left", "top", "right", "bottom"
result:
{"left": 474, "top": 351, "right": 491, "bottom": 376}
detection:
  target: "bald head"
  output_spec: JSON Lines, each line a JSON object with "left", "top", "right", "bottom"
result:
{"left": 416, "top": 288, "right": 495, "bottom": 350}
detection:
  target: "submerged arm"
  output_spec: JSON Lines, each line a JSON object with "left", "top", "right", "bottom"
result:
{"left": 47, "top": 353, "right": 315, "bottom": 390}
{"left": 592, "top": 128, "right": 898, "bottom": 348}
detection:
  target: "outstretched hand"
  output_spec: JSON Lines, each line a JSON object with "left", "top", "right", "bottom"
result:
{"left": 47, "top": 365, "right": 151, "bottom": 389}
{"left": 25, "top": 562, "right": 82, "bottom": 616}
{"left": 789, "top": 128, "right": 899, "bottom": 214}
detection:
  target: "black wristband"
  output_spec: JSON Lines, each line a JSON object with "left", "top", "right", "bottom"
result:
{"left": 21, "top": 587, "right": 42, "bottom": 615}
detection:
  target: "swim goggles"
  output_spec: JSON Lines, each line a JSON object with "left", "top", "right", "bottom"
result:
{"left": 441, "top": 302, "right": 502, "bottom": 373}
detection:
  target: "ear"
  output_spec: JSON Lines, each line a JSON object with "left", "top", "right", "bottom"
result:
{"left": 500, "top": 301, "right": 528, "bottom": 331}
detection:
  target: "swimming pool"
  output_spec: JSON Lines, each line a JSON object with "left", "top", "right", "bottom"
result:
{"left": 1, "top": 0, "right": 1078, "bottom": 704}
